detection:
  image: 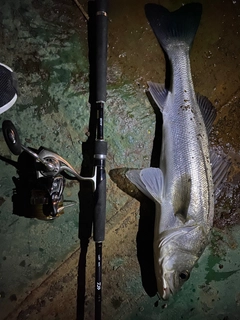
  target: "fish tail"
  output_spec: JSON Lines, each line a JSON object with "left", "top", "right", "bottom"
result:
{"left": 145, "top": 3, "right": 202, "bottom": 55}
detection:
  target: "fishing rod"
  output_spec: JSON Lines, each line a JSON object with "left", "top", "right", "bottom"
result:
{"left": 1, "top": 1, "right": 108, "bottom": 318}
{"left": 93, "top": 0, "right": 108, "bottom": 319}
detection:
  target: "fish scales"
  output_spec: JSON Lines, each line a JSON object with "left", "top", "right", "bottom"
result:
{"left": 126, "top": 3, "right": 219, "bottom": 300}
{"left": 153, "top": 42, "right": 214, "bottom": 232}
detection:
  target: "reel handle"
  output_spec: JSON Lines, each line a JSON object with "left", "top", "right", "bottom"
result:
{"left": 2, "top": 120, "right": 56, "bottom": 171}
{"left": 2, "top": 120, "right": 22, "bottom": 155}
{"left": 2, "top": 120, "right": 97, "bottom": 189}
{"left": 37, "top": 148, "right": 97, "bottom": 189}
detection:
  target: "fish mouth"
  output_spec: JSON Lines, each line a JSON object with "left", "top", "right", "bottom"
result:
{"left": 160, "top": 277, "right": 172, "bottom": 300}
{"left": 162, "top": 288, "right": 171, "bottom": 300}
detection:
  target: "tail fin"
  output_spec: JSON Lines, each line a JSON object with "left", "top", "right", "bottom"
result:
{"left": 145, "top": 3, "right": 202, "bottom": 54}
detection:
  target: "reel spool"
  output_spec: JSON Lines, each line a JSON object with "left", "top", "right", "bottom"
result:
{"left": 30, "top": 175, "right": 66, "bottom": 220}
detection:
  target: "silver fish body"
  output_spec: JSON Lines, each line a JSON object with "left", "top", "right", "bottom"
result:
{"left": 127, "top": 3, "right": 219, "bottom": 299}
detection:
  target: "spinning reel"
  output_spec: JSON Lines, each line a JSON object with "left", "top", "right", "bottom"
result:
{"left": 2, "top": 120, "right": 96, "bottom": 220}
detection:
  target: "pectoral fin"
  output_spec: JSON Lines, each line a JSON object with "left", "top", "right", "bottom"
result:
{"left": 126, "top": 167, "right": 163, "bottom": 203}
{"left": 172, "top": 174, "right": 192, "bottom": 222}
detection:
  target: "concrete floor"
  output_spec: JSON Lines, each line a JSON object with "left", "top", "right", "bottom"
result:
{"left": 0, "top": 0, "right": 240, "bottom": 319}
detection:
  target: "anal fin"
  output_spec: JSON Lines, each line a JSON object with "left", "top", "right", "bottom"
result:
{"left": 147, "top": 81, "right": 168, "bottom": 113}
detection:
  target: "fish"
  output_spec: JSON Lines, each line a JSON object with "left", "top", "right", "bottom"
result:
{"left": 126, "top": 3, "right": 229, "bottom": 300}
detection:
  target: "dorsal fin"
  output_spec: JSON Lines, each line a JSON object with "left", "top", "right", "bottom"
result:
{"left": 210, "top": 148, "right": 231, "bottom": 199}
{"left": 196, "top": 94, "right": 216, "bottom": 135}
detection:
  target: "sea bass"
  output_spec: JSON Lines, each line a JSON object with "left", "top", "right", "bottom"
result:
{"left": 127, "top": 3, "right": 226, "bottom": 300}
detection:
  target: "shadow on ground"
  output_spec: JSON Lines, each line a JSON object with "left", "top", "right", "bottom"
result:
{"left": 109, "top": 93, "right": 163, "bottom": 297}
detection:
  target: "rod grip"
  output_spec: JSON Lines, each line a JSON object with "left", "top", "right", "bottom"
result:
{"left": 93, "top": 170, "right": 106, "bottom": 242}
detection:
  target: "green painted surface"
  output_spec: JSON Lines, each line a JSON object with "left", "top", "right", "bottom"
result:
{"left": 0, "top": 0, "right": 89, "bottom": 310}
{"left": 0, "top": 1, "right": 154, "bottom": 316}
{"left": 122, "top": 226, "right": 240, "bottom": 320}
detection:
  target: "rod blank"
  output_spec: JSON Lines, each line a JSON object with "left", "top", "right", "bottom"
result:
{"left": 95, "top": 0, "right": 108, "bottom": 103}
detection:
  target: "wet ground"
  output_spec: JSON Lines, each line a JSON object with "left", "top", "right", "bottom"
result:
{"left": 0, "top": 0, "right": 240, "bottom": 319}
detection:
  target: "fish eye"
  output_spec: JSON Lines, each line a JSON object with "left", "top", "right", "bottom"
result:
{"left": 179, "top": 270, "right": 190, "bottom": 281}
